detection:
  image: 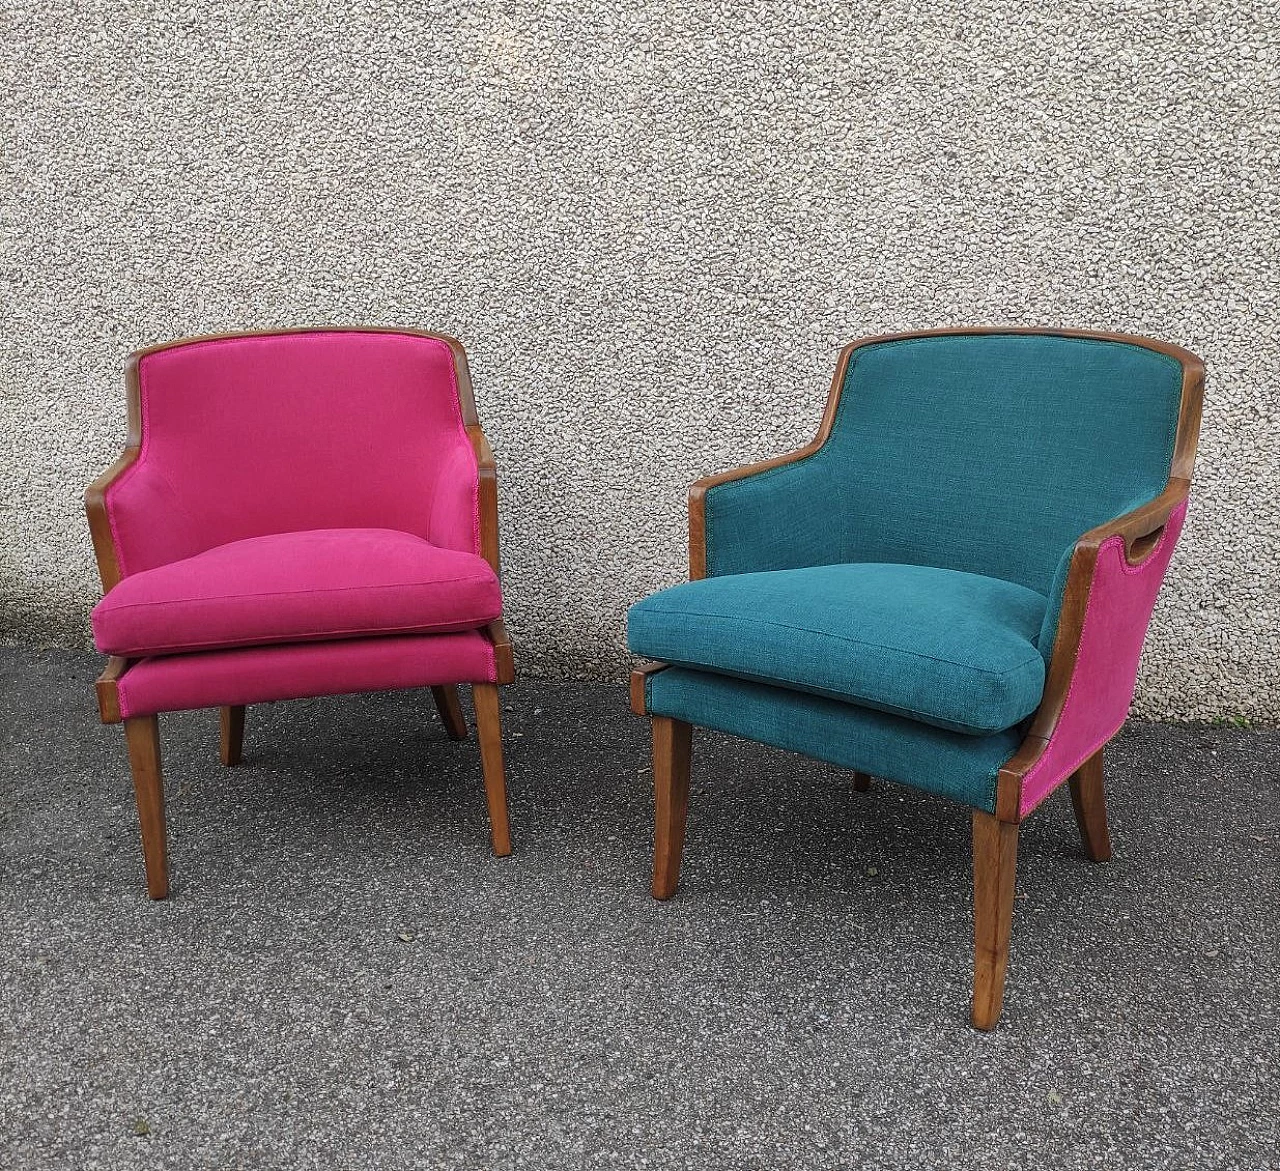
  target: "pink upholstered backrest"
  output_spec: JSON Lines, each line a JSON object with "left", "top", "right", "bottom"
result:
{"left": 1018, "top": 501, "right": 1188, "bottom": 817}
{"left": 105, "top": 331, "right": 480, "bottom": 577}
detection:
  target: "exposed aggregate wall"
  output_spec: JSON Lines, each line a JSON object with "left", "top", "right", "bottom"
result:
{"left": 3, "top": 0, "right": 1277, "bottom": 719}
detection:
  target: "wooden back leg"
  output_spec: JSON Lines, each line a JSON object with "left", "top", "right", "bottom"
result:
{"left": 219, "top": 705, "right": 245, "bottom": 766}
{"left": 431, "top": 686, "right": 468, "bottom": 741}
{"left": 124, "top": 715, "right": 169, "bottom": 900}
{"left": 651, "top": 717, "right": 693, "bottom": 900}
{"left": 972, "top": 810, "right": 1018, "bottom": 1030}
{"left": 1069, "top": 750, "right": 1112, "bottom": 862}
{"left": 471, "top": 683, "right": 512, "bottom": 856}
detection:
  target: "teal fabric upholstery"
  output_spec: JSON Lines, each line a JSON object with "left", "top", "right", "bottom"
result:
{"left": 702, "top": 334, "right": 1183, "bottom": 667}
{"left": 627, "top": 563, "right": 1047, "bottom": 735}
{"left": 644, "top": 668, "right": 1023, "bottom": 812}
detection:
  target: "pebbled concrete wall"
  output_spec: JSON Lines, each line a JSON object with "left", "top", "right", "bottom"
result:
{"left": 3, "top": 0, "right": 1277, "bottom": 720}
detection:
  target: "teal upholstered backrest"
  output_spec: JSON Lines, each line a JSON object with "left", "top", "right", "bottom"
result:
{"left": 827, "top": 334, "right": 1183, "bottom": 593}
{"left": 703, "top": 334, "right": 1185, "bottom": 643}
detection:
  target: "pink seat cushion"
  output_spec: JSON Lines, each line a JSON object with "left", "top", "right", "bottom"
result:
{"left": 114, "top": 632, "right": 498, "bottom": 718}
{"left": 92, "top": 528, "right": 503, "bottom": 657}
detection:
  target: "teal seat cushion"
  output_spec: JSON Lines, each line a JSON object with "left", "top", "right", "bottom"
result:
{"left": 627, "top": 563, "right": 1048, "bottom": 736}
{"left": 643, "top": 667, "right": 1022, "bottom": 812}
{"left": 698, "top": 334, "right": 1184, "bottom": 672}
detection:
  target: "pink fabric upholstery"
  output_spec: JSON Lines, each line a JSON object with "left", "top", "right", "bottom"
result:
{"left": 105, "top": 332, "right": 480, "bottom": 577}
{"left": 1018, "top": 501, "right": 1188, "bottom": 817}
{"left": 115, "top": 631, "right": 498, "bottom": 719}
{"left": 92, "top": 528, "right": 502, "bottom": 656}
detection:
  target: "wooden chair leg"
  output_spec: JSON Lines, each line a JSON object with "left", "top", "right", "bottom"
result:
{"left": 431, "top": 685, "right": 468, "bottom": 741}
{"left": 853, "top": 771, "right": 872, "bottom": 793}
{"left": 471, "top": 683, "right": 512, "bottom": 857}
{"left": 651, "top": 717, "right": 692, "bottom": 901}
{"left": 124, "top": 715, "right": 169, "bottom": 900}
{"left": 1069, "top": 750, "right": 1112, "bottom": 862}
{"left": 219, "top": 705, "right": 245, "bottom": 766}
{"left": 972, "top": 810, "right": 1018, "bottom": 1031}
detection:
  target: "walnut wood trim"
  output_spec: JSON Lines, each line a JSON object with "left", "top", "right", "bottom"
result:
{"left": 472, "top": 681, "right": 513, "bottom": 856}
{"left": 630, "top": 660, "right": 670, "bottom": 715}
{"left": 219, "top": 705, "right": 246, "bottom": 766}
{"left": 651, "top": 716, "right": 693, "bottom": 899}
{"left": 972, "top": 810, "right": 1019, "bottom": 1029}
{"left": 83, "top": 328, "right": 502, "bottom": 590}
{"left": 469, "top": 425, "right": 502, "bottom": 576}
{"left": 687, "top": 327, "right": 1203, "bottom": 582}
{"left": 484, "top": 619, "right": 516, "bottom": 685}
{"left": 95, "top": 656, "right": 131, "bottom": 724}
{"left": 124, "top": 714, "right": 169, "bottom": 899}
{"left": 1069, "top": 750, "right": 1112, "bottom": 862}
{"left": 84, "top": 356, "right": 143, "bottom": 593}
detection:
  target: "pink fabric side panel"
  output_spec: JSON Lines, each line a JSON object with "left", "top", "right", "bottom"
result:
{"left": 427, "top": 439, "right": 483, "bottom": 556}
{"left": 106, "top": 332, "right": 475, "bottom": 576}
{"left": 116, "top": 632, "right": 497, "bottom": 718}
{"left": 1018, "top": 501, "right": 1188, "bottom": 818}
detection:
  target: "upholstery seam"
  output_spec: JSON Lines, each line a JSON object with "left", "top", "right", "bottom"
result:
{"left": 705, "top": 335, "right": 1184, "bottom": 581}
{"left": 116, "top": 629, "right": 496, "bottom": 714}
{"left": 111, "top": 334, "right": 467, "bottom": 576}
{"left": 651, "top": 659, "right": 1018, "bottom": 735}
{"left": 643, "top": 669, "right": 1013, "bottom": 803}
{"left": 633, "top": 607, "right": 1044, "bottom": 679}
{"left": 437, "top": 344, "right": 482, "bottom": 559}
{"left": 97, "top": 574, "right": 497, "bottom": 610}
{"left": 1020, "top": 716, "right": 1129, "bottom": 819}
{"left": 105, "top": 616, "right": 501, "bottom": 657}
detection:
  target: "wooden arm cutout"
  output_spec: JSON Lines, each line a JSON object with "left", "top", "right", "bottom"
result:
{"left": 992, "top": 480, "right": 1193, "bottom": 820}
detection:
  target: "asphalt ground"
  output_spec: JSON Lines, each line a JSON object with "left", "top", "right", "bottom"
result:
{"left": 2, "top": 647, "right": 1277, "bottom": 1170}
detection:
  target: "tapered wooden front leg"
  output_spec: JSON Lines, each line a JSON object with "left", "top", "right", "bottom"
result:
{"left": 972, "top": 810, "right": 1018, "bottom": 1031}
{"left": 219, "top": 705, "right": 245, "bottom": 767}
{"left": 651, "top": 717, "right": 692, "bottom": 900}
{"left": 853, "top": 771, "right": 872, "bottom": 793}
{"left": 431, "top": 686, "right": 468, "bottom": 741}
{"left": 124, "top": 715, "right": 168, "bottom": 900}
{"left": 471, "top": 683, "right": 512, "bottom": 857}
{"left": 1069, "top": 750, "right": 1112, "bottom": 862}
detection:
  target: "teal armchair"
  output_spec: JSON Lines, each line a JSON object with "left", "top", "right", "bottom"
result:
{"left": 627, "top": 328, "right": 1203, "bottom": 1029}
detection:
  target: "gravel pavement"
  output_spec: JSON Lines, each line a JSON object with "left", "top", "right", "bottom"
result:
{"left": 2, "top": 648, "right": 1277, "bottom": 1170}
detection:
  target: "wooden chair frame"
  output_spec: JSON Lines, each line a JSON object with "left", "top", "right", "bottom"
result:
{"left": 87, "top": 328, "right": 515, "bottom": 900}
{"left": 631, "top": 326, "right": 1204, "bottom": 1029}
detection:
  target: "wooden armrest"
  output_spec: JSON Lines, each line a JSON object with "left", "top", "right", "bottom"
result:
{"left": 1074, "top": 480, "right": 1189, "bottom": 566}
{"left": 686, "top": 343, "right": 858, "bottom": 580}
{"left": 688, "top": 445, "right": 823, "bottom": 579}
{"left": 84, "top": 357, "right": 145, "bottom": 593}
{"left": 1018, "top": 478, "right": 1190, "bottom": 753}
{"left": 466, "top": 424, "right": 501, "bottom": 576}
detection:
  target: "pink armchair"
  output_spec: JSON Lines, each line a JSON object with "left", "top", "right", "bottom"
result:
{"left": 86, "top": 328, "right": 515, "bottom": 898}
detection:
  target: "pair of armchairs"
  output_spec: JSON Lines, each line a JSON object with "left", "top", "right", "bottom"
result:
{"left": 86, "top": 327, "right": 1201, "bottom": 1030}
